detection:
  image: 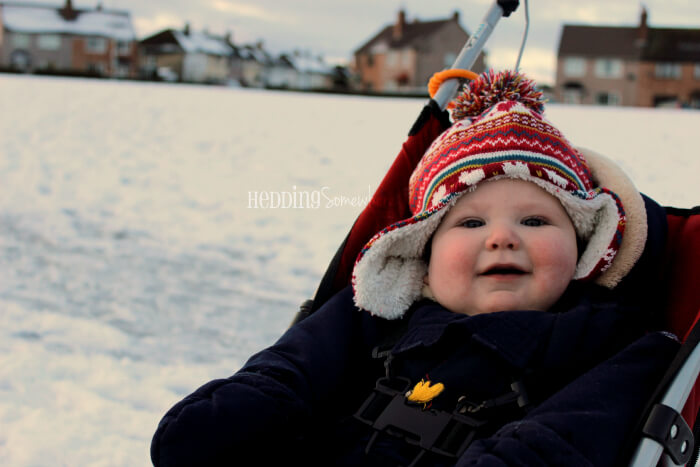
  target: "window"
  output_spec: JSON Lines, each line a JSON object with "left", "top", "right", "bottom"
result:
{"left": 12, "top": 33, "right": 31, "bottom": 48}
{"left": 563, "top": 57, "right": 586, "bottom": 77}
{"left": 386, "top": 51, "right": 398, "bottom": 68}
{"left": 694, "top": 64, "right": 700, "bottom": 80}
{"left": 86, "top": 37, "right": 107, "bottom": 54}
{"left": 594, "top": 59, "right": 623, "bottom": 79}
{"left": 38, "top": 34, "right": 61, "bottom": 50}
{"left": 117, "top": 41, "right": 131, "bottom": 55}
{"left": 655, "top": 62, "right": 682, "bottom": 79}
{"left": 10, "top": 50, "right": 31, "bottom": 69}
{"left": 596, "top": 92, "right": 620, "bottom": 106}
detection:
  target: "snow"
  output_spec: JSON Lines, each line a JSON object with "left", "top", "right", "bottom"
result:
{"left": 1, "top": 4, "right": 136, "bottom": 41}
{"left": 290, "top": 53, "right": 333, "bottom": 74}
{"left": 0, "top": 73, "right": 699, "bottom": 466}
{"left": 172, "top": 30, "right": 232, "bottom": 56}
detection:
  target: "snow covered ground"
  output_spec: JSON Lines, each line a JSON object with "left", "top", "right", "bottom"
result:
{"left": 0, "top": 74, "right": 699, "bottom": 466}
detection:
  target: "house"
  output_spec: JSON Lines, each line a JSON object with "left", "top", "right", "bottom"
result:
{"left": 290, "top": 52, "right": 334, "bottom": 91}
{"left": 139, "top": 25, "right": 234, "bottom": 84}
{"left": 266, "top": 51, "right": 334, "bottom": 91}
{"left": 353, "top": 9, "right": 486, "bottom": 94}
{"left": 555, "top": 8, "right": 700, "bottom": 107}
{"left": 265, "top": 53, "right": 296, "bottom": 89}
{"left": 234, "top": 42, "right": 272, "bottom": 88}
{"left": 0, "top": 0, "right": 138, "bottom": 78}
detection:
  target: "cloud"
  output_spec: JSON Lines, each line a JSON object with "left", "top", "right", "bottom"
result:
{"left": 208, "top": 1, "right": 295, "bottom": 24}
{"left": 133, "top": 13, "right": 183, "bottom": 38}
{"left": 487, "top": 46, "right": 556, "bottom": 86}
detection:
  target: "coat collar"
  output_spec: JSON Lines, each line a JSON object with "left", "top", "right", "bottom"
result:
{"left": 393, "top": 301, "right": 553, "bottom": 369}
{"left": 391, "top": 283, "right": 635, "bottom": 371}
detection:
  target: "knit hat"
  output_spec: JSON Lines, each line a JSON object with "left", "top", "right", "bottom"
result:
{"left": 352, "top": 69, "right": 628, "bottom": 319}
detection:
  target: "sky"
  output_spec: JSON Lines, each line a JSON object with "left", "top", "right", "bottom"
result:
{"left": 7, "top": 0, "right": 700, "bottom": 85}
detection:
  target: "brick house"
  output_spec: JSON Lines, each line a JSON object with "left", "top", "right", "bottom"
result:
{"left": 353, "top": 9, "right": 486, "bottom": 94}
{"left": 555, "top": 8, "right": 700, "bottom": 107}
{"left": 0, "top": 0, "right": 138, "bottom": 77}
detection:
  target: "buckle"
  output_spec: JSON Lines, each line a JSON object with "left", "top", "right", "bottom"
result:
{"left": 355, "top": 378, "right": 486, "bottom": 460}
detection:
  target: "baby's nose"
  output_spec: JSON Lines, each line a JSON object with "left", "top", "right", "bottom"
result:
{"left": 486, "top": 225, "right": 520, "bottom": 250}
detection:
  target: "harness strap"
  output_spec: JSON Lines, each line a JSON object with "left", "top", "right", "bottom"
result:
{"left": 355, "top": 344, "right": 532, "bottom": 465}
{"left": 355, "top": 377, "right": 486, "bottom": 461}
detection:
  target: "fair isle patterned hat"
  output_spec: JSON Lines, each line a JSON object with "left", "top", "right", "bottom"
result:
{"left": 352, "top": 70, "right": 627, "bottom": 319}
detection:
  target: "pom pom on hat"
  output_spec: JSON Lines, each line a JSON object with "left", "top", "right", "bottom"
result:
{"left": 452, "top": 69, "right": 545, "bottom": 121}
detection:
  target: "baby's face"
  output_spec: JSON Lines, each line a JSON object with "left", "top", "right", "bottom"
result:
{"left": 425, "top": 178, "right": 578, "bottom": 316}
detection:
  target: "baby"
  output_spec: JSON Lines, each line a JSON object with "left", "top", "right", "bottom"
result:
{"left": 151, "top": 70, "right": 679, "bottom": 467}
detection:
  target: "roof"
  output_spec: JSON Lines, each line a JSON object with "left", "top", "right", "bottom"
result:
{"left": 171, "top": 30, "right": 232, "bottom": 56}
{"left": 355, "top": 16, "right": 459, "bottom": 55}
{"left": 558, "top": 23, "right": 700, "bottom": 62}
{"left": 643, "top": 27, "right": 700, "bottom": 61}
{"left": 238, "top": 44, "right": 272, "bottom": 64}
{"left": 0, "top": 2, "right": 135, "bottom": 41}
{"left": 140, "top": 29, "right": 233, "bottom": 57}
{"left": 286, "top": 53, "right": 332, "bottom": 74}
{"left": 557, "top": 25, "right": 640, "bottom": 59}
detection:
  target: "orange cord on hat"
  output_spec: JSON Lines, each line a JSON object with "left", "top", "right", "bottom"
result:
{"left": 428, "top": 69, "right": 479, "bottom": 108}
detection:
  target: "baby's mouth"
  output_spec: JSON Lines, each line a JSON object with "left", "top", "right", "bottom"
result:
{"left": 480, "top": 265, "right": 528, "bottom": 276}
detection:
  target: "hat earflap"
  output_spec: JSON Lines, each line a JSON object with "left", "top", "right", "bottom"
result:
{"left": 352, "top": 200, "right": 456, "bottom": 319}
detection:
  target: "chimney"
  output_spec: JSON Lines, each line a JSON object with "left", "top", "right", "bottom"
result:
{"left": 452, "top": 10, "right": 460, "bottom": 22}
{"left": 183, "top": 22, "right": 191, "bottom": 36}
{"left": 59, "top": 0, "right": 79, "bottom": 21}
{"left": 393, "top": 9, "right": 406, "bottom": 40}
{"left": 637, "top": 6, "right": 649, "bottom": 46}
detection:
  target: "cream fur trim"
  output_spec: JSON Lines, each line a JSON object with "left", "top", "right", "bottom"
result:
{"left": 578, "top": 148, "right": 647, "bottom": 289}
{"left": 352, "top": 201, "right": 453, "bottom": 319}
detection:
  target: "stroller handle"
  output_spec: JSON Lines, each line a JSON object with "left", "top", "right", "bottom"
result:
{"left": 433, "top": 0, "right": 521, "bottom": 110}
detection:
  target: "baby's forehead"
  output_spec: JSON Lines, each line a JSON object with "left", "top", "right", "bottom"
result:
{"left": 450, "top": 178, "right": 564, "bottom": 210}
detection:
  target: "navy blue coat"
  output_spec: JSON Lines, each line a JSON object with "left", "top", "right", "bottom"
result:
{"left": 151, "top": 196, "right": 679, "bottom": 466}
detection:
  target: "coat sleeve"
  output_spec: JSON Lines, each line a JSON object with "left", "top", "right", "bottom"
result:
{"left": 456, "top": 332, "right": 680, "bottom": 467}
{"left": 150, "top": 287, "right": 374, "bottom": 467}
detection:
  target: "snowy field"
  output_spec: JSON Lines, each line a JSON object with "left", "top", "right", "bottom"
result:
{"left": 1, "top": 74, "right": 699, "bottom": 466}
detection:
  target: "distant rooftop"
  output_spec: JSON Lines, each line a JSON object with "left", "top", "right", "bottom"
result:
{"left": 171, "top": 30, "right": 232, "bottom": 56}
{"left": 355, "top": 10, "right": 464, "bottom": 55}
{"left": 557, "top": 25, "right": 639, "bottom": 59}
{"left": 558, "top": 8, "right": 700, "bottom": 62}
{"left": 0, "top": 1, "right": 135, "bottom": 41}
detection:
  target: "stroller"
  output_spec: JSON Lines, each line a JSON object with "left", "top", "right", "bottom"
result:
{"left": 293, "top": 1, "right": 700, "bottom": 465}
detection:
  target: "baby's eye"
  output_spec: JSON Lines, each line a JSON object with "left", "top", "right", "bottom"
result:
{"left": 460, "top": 218, "right": 484, "bottom": 228}
{"left": 522, "top": 216, "right": 547, "bottom": 227}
